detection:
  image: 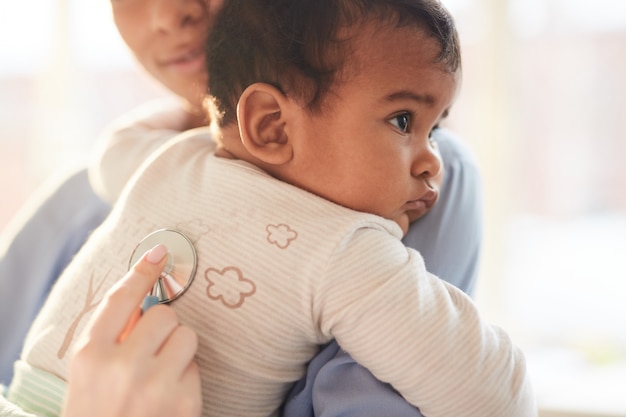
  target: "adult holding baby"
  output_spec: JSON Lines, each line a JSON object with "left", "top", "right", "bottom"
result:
{"left": 1, "top": 0, "right": 485, "bottom": 416}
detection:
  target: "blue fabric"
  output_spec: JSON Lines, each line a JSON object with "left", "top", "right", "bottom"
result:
{"left": 0, "top": 128, "right": 483, "bottom": 416}
{"left": 281, "top": 128, "right": 483, "bottom": 417}
{"left": 0, "top": 169, "right": 110, "bottom": 384}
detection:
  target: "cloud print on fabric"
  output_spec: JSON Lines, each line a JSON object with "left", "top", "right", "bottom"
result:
{"left": 205, "top": 266, "right": 256, "bottom": 308}
{"left": 266, "top": 223, "right": 298, "bottom": 249}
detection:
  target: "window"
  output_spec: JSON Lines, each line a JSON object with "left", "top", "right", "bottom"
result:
{"left": 0, "top": 0, "right": 168, "bottom": 229}
{"left": 444, "top": 0, "right": 626, "bottom": 415}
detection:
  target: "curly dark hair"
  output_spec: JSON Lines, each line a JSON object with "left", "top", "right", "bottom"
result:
{"left": 206, "top": 0, "right": 461, "bottom": 126}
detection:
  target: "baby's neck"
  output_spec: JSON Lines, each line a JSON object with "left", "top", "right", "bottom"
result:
{"left": 214, "top": 146, "right": 237, "bottom": 160}
{"left": 212, "top": 123, "right": 246, "bottom": 161}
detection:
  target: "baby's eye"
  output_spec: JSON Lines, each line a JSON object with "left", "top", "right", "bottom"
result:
{"left": 389, "top": 113, "right": 411, "bottom": 133}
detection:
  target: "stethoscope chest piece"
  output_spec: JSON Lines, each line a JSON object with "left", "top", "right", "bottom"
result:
{"left": 129, "top": 228, "right": 198, "bottom": 305}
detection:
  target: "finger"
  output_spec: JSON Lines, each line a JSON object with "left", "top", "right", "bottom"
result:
{"left": 177, "top": 361, "right": 203, "bottom": 415}
{"left": 124, "top": 304, "right": 180, "bottom": 357}
{"left": 117, "top": 307, "right": 141, "bottom": 343}
{"left": 86, "top": 244, "right": 169, "bottom": 344}
{"left": 156, "top": 325, "right": 199, "bottom": 378}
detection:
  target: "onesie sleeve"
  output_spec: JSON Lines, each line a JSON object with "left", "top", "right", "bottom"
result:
{"left": 0, "top": 394, "right": 40, "bottom": 417}
{"left": 316, "top": 228, "right": 537, "bottom": 417}
{"left": 88, "top": 98, "right": 206, "bottom": 204}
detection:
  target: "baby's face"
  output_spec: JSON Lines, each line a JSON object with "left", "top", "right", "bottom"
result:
{"left": 110, "top": 0, "right": 223, "bottom": 108}
{"left": 286, "top": 23, "right": 457, "bottom": 236}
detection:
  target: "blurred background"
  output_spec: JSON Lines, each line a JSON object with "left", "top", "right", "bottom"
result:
{"left": 0, "top": 0, "right": 624, "bottom": 416}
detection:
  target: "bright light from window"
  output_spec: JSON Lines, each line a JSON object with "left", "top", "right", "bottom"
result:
{"left": 0, "top": 1, "right": 55, "bottom": 75}
{"left": 69, "top": 0, "right": 135, "bottom": 69}
{"left": 510, "top": 0, "right": 626, "bottom": 36}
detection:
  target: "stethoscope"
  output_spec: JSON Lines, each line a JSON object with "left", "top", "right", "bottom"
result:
{"left": 128, "top": 229, "right": 198, "bottom": 313}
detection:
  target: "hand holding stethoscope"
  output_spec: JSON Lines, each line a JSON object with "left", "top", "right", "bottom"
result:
{"left": 128, "top": 229, "right": 198, "bottom": 314}
{"left": 64, "top": 243, "right": 202, "bottom": 417}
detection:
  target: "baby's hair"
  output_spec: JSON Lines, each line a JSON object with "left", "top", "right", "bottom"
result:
{"left": 206, "top": 0, "right": 460, "bottom": 126}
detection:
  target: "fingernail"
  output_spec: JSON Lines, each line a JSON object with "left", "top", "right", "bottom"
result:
{"left": 146, "top": 244, "right": 168, "bottom": 264}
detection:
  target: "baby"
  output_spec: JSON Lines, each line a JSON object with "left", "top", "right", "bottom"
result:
{"left": 12, "top": 0, "right": 536, "bottom": 416}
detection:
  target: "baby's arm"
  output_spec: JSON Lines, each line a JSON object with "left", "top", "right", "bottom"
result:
{"left": 88, "top": 98, "right": 207, "bottom": 204}
{"left": 321, "top": 232, "right": 536, "bottom": 417}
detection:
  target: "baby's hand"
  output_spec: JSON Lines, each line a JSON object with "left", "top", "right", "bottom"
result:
{"left": 61, "top": 245, "right": 201, "bottom": 417}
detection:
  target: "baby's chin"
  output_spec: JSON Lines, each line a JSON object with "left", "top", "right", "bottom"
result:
{"left": 396, "top": 208, "right": 432, "bottom": 237}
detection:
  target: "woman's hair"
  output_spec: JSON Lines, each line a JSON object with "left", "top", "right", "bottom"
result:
{"left": 206, "top": 0, "right": 461, "bottom": 126}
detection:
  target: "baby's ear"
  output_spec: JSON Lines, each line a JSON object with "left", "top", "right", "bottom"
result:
{"left": 237, "top": 83, "right": 294, "bottom": 165}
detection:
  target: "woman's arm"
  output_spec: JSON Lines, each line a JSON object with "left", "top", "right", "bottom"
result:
{"left": 0, "top": 169, "right": 110, "bottom": 385}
